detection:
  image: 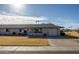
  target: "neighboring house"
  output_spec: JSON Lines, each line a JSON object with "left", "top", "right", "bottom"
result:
{"left": 0, "top": 24, "right": 63, "bottom": 36}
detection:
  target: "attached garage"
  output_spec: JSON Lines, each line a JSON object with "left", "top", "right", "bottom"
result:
{"left": 42, "top": 28, "right": 60, "bottom": 36}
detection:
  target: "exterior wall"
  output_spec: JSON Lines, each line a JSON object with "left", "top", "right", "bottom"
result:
{"left": 42, "top": 28, "right": 48, "bottom": 35}
{"left": 0, "top": 28, "right": 6, "bottom": 35}
{"left": 0, "top": 28, "right": 60, "bottom": 36}
{"left": 8, "top": 29, "right": 18, "bottom": 34}
{"left": 0, "top": 28, "right": 23, "bottom": 35}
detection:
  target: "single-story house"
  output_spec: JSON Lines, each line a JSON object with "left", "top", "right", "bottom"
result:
{"left": 0, "top": 24, "right": 63, "bottom": 36}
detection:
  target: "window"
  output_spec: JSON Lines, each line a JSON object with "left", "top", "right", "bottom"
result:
{"left": 23, "top": 30, "right": 27, "bottom": 35}
{"left": 19, "top": 29, "right": 22, "bottom": 32}
{"left": 24, "top": 30, "right": 27, "bottom": 33}
{"left": 12, "top": 32, "right": 16, "bottom": 35}
{"left": 6, "top": 29, "right": 9, "bottom": 32}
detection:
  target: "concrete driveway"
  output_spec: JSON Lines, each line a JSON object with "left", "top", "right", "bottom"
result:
{"left": 48, "top": 39, "right": 79, "bottom": 47}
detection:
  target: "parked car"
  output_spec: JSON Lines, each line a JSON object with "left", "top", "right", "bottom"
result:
{"left": 60, "top": 30, "right": 65, "bottom": 36}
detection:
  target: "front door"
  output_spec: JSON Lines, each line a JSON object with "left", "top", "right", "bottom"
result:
{"left": 24, "top": 30, "right": 27, "bottom": 35}
{"left": 12, "top": 32, "right": 16, "bottom": 35}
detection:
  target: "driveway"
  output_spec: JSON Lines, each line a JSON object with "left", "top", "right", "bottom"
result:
{"left": 48, "top": 39, "right": 79, "bottom": 47}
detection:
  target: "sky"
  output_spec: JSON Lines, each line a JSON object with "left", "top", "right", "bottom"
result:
{"left": 0, "top": 4, "right": 79, "bottom": 29}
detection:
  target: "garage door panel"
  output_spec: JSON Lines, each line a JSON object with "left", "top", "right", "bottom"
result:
{"left": 48, "top": 29, "right": 58, "bottom": 36}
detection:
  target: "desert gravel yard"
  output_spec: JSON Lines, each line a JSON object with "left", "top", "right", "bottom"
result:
{"left": 0, "top": 36, "right": 49, "bottom": 46}
{"left": 65, "top": 31, "right": 79, "bottom": 37}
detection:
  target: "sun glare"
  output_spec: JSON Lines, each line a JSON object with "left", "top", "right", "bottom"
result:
{"left": 11, "top": 4, "right": 23, "bottom": 8}
{"left": 10, "top": 4, "right": 25, "bottom": 13}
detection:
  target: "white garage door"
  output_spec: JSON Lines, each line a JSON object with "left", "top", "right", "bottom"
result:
{"left": 48, "top": 29, "right": 58, "bottom": 36}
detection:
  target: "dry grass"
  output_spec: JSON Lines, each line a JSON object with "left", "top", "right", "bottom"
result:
{"left": 0, "top": 36, "right": 49, "bottom": 46}
{"left": 65, "top": 31, "right": 79, "bottom": 37}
